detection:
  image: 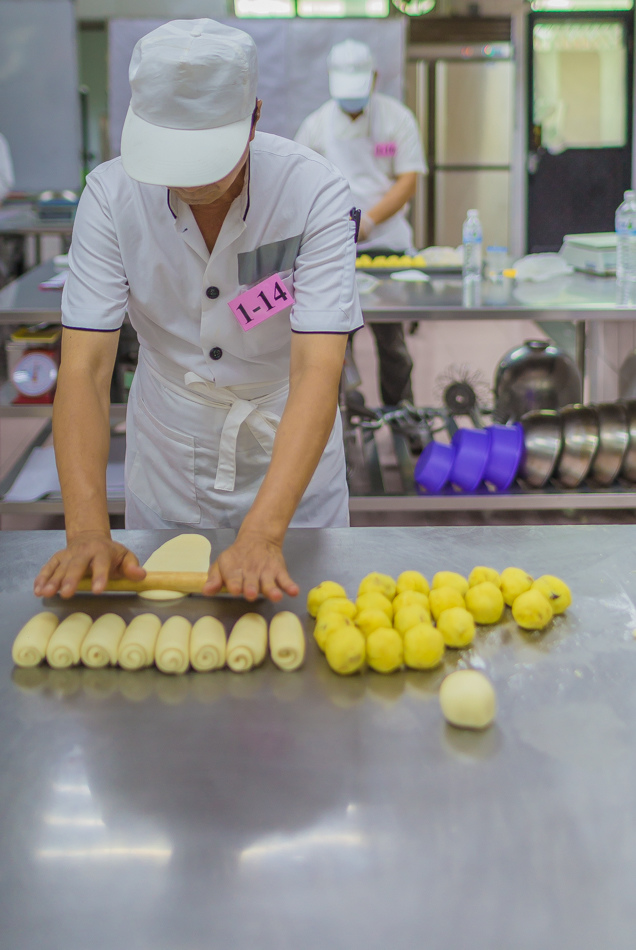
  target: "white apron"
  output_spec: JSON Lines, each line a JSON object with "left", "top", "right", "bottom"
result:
{"left": 325, "top": 100, "right": 413, "bottom": 253}
{"left": 124, "top": 352, "right": 350, "bottom": 530}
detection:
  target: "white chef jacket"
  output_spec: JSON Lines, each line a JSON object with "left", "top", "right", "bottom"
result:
{"left": 62, "top": 131, "right": 363, "bottom": 529}
{"left": 295, "top": 93, "right": 427, "bottom": 251}
{"left": 0, "top": 133, "right": 15, "bottom": 203}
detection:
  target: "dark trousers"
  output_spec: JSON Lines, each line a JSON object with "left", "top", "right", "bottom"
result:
{"left": 369, "top": 321, "right": 414, "bottom": 407}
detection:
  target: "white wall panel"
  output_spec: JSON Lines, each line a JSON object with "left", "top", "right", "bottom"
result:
{"left": 108, "top": 17, "right": 405, "bottom": 156}
{"left": 0, "top": 0, "right": 81, "bottom": 192}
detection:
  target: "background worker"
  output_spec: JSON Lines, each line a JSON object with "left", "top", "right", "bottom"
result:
{"left": 295, "top": 39, "right": 427, "bottom": 413}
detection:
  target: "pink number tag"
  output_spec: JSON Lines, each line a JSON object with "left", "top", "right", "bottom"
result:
{"left": 375, "top": 141, "right": 397, "bottom": 158}
{"left": 228, "top": 273, "right": 294, "bottom": 332}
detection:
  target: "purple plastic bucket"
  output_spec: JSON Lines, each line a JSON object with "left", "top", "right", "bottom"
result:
{"left": 450, "top": 429, "right": 489, "bottom": 491}
{"left": 414, "top": 441, "right": 455, "bottom": 493}
{"left": 484, "top": 424, "right": 524, "bottom": 490}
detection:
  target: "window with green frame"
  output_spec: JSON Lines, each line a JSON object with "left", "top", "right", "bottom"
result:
{"left": 234, "top": 0, "right": 390, "bottom": 16}
{"left": 531, "top": 1, "right": 633, "bottom": 11}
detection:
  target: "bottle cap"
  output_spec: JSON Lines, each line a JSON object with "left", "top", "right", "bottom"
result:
{"left": 468, "top": 209, "right": 479, "bottom": 216}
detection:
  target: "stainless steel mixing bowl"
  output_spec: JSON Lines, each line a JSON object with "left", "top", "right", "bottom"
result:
{"left": 556, "top": 405, "right": 599, "bottom": 488}
{"left": 620, "top": 400, "right": 636, "bottom": 481}
{"left": 519, "top": 410, "right": 563, "bottom": 488}
{"left": 590, "top": 402, "right": 629, "bottom": 486}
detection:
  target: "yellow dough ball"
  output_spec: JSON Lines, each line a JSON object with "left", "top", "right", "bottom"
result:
{"left": 356, "top": 591, "right": 393, "bottom": 621}
{"left": 386, "top": 254, "right": 402, "bottom": 266}
{"left": 403, "top": 623, "right": 445, "bottom": 670}
{"left": 372, "top": 255, "right": 387, "bottom": 266}
{"left": 325, "top": 626, "right": 366, "bottom": 675}
{"left": 465, "top": 582, "right": 505, "bottom": 625}
{"left": 393, "top": 604, "right": 432, "bottom": 637}
{"left": 307, "top": 581, "right": 347, "bottom": 617}
{"left": 316, "top": 598, "right": 357, "bottom": 623}
{"left": 512, "top": 590, "right": 553, "bottom": 630}
{"left": 429, "top": 587, "right": 465, "bottom": 622}
{"left": 358, "top": 572, "right": 397, "bottom": 601}
{"left": 432, "top": 571, "right": 469, "bottom": 596}
{"left": 439, "top": 670, "right": 496, "bottom": 729}
{"left": 314, "top": 614, "right": 354, "bottom": 653}
{"left": 468, "top": 566, "right": 501, "bottom": 588}
{"left": 500, "top": 567, "right": 533, "bottom": 607}
{"left": 366, "top": 627, "right": 403, "bottom": 674}
{"left": 393, "top": 590, "right": 429, "bottom": 614}
{"left": 437, "top": 607, "right": 476, "bottom": 648}
{"left": 398, "top": 255, "right": 412, "bottom": 266}
{"left": 355, "top": 609, "right": 391, "bottom": 638}
{"left": 531, "top": 575, "right": 572, "bottom": 615}
{"left": 357, "top": 254, "right": 373, "bottom": 267}
{"left": 411, "top": 254, "right": 426, "bottom": 266}
{"left": 396, "top": 570, "right": 430, "bottom": 596}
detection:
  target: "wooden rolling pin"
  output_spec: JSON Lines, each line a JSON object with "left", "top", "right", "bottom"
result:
{"left": 76, "top": 571, "right": 209, "bottom": 595}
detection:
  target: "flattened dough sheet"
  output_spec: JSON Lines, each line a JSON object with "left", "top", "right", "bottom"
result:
{"left": 140, "top": 534, "right": 212, "bottom": 601}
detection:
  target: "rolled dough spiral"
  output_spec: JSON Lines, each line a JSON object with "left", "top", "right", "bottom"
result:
{"left": 46, "top": 613, "right": 93, "bottom": 669}
{"left": 156, "top": 616, "right": 191, "bottom": 674}
{"left": 12, "top": 611, "right": 59, "bottom": 667}
{"left": 190, "top": 616, "right": 226, "bottom": 671}
{"left": 80, "top": 613, "right": 126, "bottom": 668}
{"left": 269, "top": 612, "right": 305, "bottom": 671}
{"left": 118, "top": 614, "right": 162, "bottom": 670}
{"left": 227, "top": 613, "right": 268, "bottom": 672}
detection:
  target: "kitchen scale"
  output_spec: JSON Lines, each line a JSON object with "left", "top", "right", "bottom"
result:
{"left": 560, "top": 232, "right": 616, "bottom": 276}
{"left": 7, "top": 325, "right": 61, "bottom": 404}
{"left": 12, "top": 350, "right": 58, "bottom": 404}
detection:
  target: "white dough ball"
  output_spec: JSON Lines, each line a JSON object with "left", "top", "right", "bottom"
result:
{"left": 439, "top": 670, "right": 496, "bottom": 730}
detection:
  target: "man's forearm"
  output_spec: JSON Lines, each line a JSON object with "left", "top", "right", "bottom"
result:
{"left": 53, "top": 370, "right": 112, "bottom": 541}
{"left": 366, "top": 172, "right": 418, "bottom": 228}
{"left": 241, "top": 364, "right": 341, "bottom": 542}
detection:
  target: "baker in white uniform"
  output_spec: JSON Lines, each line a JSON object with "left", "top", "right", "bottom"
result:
{"left": 34, "top": 19, "right": 362, "bottom": 603}
{"left": 295, "top": 39, "right": 427, "bottom": 411}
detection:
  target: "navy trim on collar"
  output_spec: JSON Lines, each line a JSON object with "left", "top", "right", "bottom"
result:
{"left": 243, "top": 156, "right": 251, "bottom": 223}
{"left": 166, "top": 189, "right": 177, "bottom": 219}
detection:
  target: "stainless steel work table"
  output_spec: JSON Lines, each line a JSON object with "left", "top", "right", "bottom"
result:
{"left": 0, "top": 261, "right": 631, "bottom": 326}
{"left": 0, "top": 264, "right": 635, "bottom": 516}
{"left": 1, "top": 525, "right": 636, "bottom": 950}
{"left": 0, "top": 205, "right": 74, "bottom": 265}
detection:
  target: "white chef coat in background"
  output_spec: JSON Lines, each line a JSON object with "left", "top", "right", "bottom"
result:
{"left": 0, "top": 133, "right": 15, "bottom": 203}
{"left": 295, "top": 93, "right": 427, "bottom": 251}
{"left": 62, "top": 131, "right": 362, "bottom": 529}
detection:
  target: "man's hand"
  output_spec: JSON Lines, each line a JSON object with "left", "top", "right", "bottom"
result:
{"left": 34, "top": 531, "right": 146, "bottom": 599}
{"left": 203, "top": 530, "right": 299, "bottom": 603}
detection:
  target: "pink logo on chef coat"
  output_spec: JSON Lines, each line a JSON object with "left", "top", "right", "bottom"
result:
{"left": 375, "top": 141, "right": 397, "bottom": 158}
{"left": 228, "top": 274, "right": 294, "bottom": 331}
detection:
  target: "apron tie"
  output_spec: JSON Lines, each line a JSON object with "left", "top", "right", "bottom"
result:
{"left": 184, "top": 372, "right": 282, "bottom": 492}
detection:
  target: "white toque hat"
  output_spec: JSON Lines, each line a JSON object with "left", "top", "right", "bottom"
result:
{"left": 121, "top": 19, "right": 258, "bottom": 188}
{"left": 328, "top": 39, "right": 374, "bottom": 100}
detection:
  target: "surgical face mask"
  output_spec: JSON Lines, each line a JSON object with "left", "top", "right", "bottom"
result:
{"left": 336, "top": 96, "right": 369, "bottom": 115}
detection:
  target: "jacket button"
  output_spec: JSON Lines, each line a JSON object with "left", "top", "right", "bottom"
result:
{"left": 210, "top": 347, "right": 223, "bottom": 361}
{"left": 206, "top": 286, "right": 220, "bottom": 299}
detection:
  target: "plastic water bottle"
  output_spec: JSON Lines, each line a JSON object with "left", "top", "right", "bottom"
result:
{"left": 616, "top": 190, "right": 636, "bottom": 282}
{"left": 462, "top": 209, "right": 483, "bottom": 279}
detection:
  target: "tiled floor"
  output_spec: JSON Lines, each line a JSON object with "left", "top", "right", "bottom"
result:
{"left": 1, "top": 315, "right": 634, "bottom": 530}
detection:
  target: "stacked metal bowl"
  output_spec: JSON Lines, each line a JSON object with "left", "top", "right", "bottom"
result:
{"left": 519, "top": 401, "right": 636, "bottom": 488}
